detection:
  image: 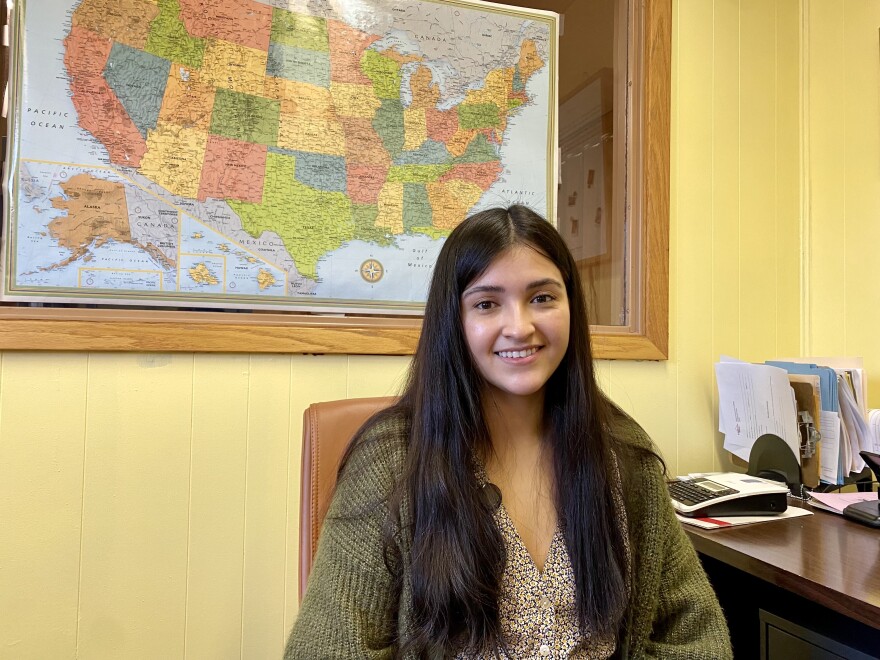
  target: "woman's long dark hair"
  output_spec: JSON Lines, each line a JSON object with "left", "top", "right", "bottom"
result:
{"left": 343, "top": 205, "right": 632, "bottom": 656}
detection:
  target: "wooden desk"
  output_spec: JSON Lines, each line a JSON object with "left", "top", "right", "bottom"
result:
{"left": 685, "top": 504, "right": 880, "bottom": 658}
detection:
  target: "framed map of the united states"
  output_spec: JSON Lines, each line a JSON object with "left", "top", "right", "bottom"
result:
{"left": 2, "top": 0, "right": 557, "bottom": 314}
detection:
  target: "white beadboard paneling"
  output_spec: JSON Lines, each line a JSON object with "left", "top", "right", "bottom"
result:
{"left": 240, "top": 355, "right": 293, "bottom": 659}
{"left": 0, "top": 353, "right": 87, "bottom": 659}
{"left": 807, "top": 0, "right": 880, "bottom": 404}
{"left": 346, "top": 355, "right": 411, "bottom": 399}
{"left": 185, "top": 354, "right": 250, "bottom": 660}
{"left": 77, "top": 353, "right": 193, "bottom": 659}
{"left": 774, "top": 0, "right": 803, "bottom": 357}
{"left": 807, "top": 0, "right": 847, "bottom": 355}
{"left": 606, "top": 360, "right": 678, "bottom": 466}
{"left": 673, "top": 0, "right": 715, "bottom": 474}
{"left": 839, "top": 1, "right": 880, "bottom": 405}
{"left": 740, "top": 0, "right": 784, "bottom": 361}
{"left": 711, "top": 0, "right": 743, "bottom": 363}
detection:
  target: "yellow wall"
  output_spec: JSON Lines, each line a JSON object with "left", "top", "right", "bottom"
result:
{"left": 806, "top": 0, "right": 880, "bottom": 405}
{"left": 618, "top": 0, "right": 802, "bottom": 474}
{"left": 3, "top": 0, "right": 879, "bottom": 657}
{"left": 0, "top": 353, "right": 411, "bottom": 659}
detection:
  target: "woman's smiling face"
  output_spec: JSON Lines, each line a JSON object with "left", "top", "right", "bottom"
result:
{"left": 460, "top": 244, "right": 570, "bottom": 406}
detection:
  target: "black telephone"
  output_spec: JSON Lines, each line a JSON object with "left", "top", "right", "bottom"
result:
{"left": 842, "top": 451, "right": 880, "bottom": 528}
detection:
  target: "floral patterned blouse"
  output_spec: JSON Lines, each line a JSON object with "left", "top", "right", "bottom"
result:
{"left": 455, "top": 467, "right": 625, "bottom": 659}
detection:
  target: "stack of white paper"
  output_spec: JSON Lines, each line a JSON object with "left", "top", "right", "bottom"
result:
{"left": 676, "top": 507, "right": 812, "bottom": 530}
{"left": 818, "top": 410, "right": 842, "bottom": 484}
{"left": 837, "top": 371, "right": 871, "bottom": 473}
{"left": 714, "top": 359, "right": 800, "bottom": 466}
{"left": 808, "top": 490, "right": 878, "bottom": 515}
{"left": 867, "top": 409, "right": 880, "bottom": 454}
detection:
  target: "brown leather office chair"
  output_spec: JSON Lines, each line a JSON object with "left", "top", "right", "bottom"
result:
{"left": 299, "top": 396, "right": 397, "bottom": 602}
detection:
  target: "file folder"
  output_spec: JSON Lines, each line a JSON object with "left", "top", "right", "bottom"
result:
{"left": 718, "top": 357, "right": 877, "bottom": 487}
{"left": 761, "top": 359, "right": 876, "bottom": 486}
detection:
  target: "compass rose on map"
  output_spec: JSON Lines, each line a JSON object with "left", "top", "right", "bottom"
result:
{"left": 360, "top": 259, "right": 384, "bottom": 283}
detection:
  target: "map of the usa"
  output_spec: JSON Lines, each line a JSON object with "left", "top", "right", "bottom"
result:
{"left": 5, "top": 0, "right": 556, "bottom": 312}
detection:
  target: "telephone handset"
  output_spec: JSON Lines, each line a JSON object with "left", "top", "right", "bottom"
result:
{"left": 842, "top": 451, "right": 880, "bottom": 528}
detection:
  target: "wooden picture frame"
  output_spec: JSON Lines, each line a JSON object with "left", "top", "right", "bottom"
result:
{"left": 0, "top": 0, "right": 668, "bottom": 358}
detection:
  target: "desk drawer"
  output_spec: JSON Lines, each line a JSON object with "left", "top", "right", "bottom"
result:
{"left": 760, "top": 610, "right": 877, "bottom": 660}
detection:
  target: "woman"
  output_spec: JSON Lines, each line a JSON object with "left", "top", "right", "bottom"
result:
{"left": 285, "top": 206, "right": 732, "bottom": 658}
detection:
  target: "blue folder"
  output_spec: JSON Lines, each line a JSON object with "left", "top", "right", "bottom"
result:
{"left": 765, "top": 361, "right": 838, "bottom": 413}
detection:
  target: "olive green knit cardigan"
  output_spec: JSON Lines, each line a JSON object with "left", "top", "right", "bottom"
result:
{"left": 285, "top": 413, "right": 732, "bottom": 659}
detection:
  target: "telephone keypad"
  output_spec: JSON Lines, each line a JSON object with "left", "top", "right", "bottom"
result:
{"left": 668, "top": 480, "right": 739, "bottom": 507}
